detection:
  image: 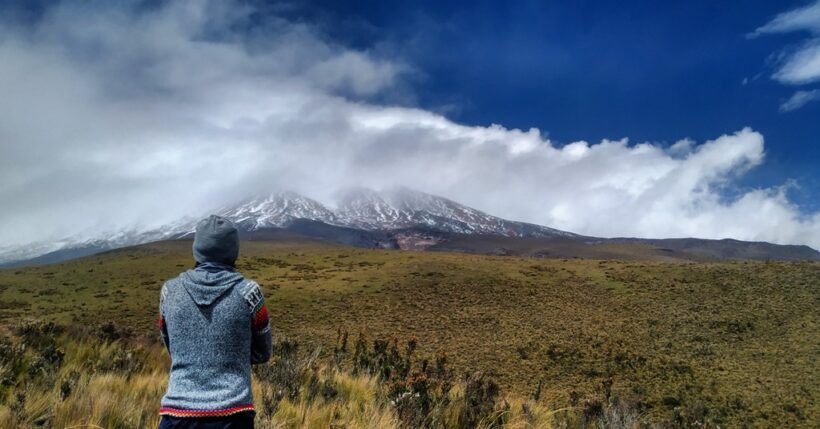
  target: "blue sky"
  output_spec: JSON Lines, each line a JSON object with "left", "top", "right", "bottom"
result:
{"left": 1, "top": 0, "right": 819, "bottom": 250}
{"left": 277, "top": 0, "right": 820, "bottom": 210}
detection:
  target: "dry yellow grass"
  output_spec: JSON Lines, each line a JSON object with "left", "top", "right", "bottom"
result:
{"left": 1, "top": 239, "right": 817, "bottom": 427}
{"left": 0, "top": 330, "right": 598, "bottom": 429}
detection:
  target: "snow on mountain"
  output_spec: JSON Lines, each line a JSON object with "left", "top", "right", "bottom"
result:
{"left": 0, "top": 187, "right": 576, "bottom": 265}
{"left": 4, "top": 187, "right": 818, "bottom": 266}
{"left": 378, "top": 186, "right": 574, "bottom": 237}
{"left": 216, "top": 192, "right": 338, "bottom": 230}
{"left": 334, "top": 187, "right": 407, "bottom": 229}
{"left": 331, "top": 186, "right": 575, "bottom": 237}
{"left": 214, "top": 186, "right": 577, "bottom": 238}
{"left": 0, "top": 216, "right": 198, "bottom": 266}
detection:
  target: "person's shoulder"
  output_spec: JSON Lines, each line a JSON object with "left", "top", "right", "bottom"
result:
{"left": 164, "top": 270, "right": 189, "bottom": 286}
{"left": 237, "top": 277, "right": 261, "bottom": 296}
{"left": 237, "top": 278, "right": 264, "bottom": 311}
{"left": 160, "top": 271, "right": 190, "bottom": 295}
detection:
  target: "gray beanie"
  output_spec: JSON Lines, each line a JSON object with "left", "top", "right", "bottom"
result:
{"left": 193, "top": 215, "right": 239, "bottom": 265}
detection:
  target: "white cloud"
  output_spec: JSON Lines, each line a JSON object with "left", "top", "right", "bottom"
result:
{"left": 751, "top": 1, "right": 820, "bottom": 36}
{"left": 752, "top": 1, "right": 820, "bottom": 86}
{"left": 0, "top": 1, "right": 819, "bottom": 250}
{"left": 780, "top": 89, "right": 820, "bottom": 111}
{"left": 773, "top": 40, "right": 820, "bottom": 85}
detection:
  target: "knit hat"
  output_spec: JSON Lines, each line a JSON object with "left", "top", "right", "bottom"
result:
{"left": 192, "top": 215, "right": 240, "bottom": 265}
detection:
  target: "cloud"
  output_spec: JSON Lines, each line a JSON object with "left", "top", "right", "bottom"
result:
{"left": 752, "top": 1, "right": 820, "bottom": 86}
{"left": 1, "top": 0, "right": 819, "bottom": 251}
{"left": 773, "top": 40, "right": 820, "bottom": 85}
{"left": 780, "top": 89, "right": 820, "bottom": 111}
{"left": 750, "top": 1, "right": 820, "bottom": 36}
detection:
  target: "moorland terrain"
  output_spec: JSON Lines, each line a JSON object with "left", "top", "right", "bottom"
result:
{"left": 0, "top": 238, "right": 817, "bottom": 428}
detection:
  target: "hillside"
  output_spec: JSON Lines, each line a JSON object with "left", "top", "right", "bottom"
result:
{"left": 0, "top": 238, "right": 817, "bottom": 427}
{"left": 3, "top": 187, "right": 817, "bottom": 267}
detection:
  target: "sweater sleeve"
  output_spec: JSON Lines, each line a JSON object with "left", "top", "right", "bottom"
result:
{"left": 242, "top": 280, "right": 272, "bottom": 364}
{"left": 158, "top": 283, "right": 170, "bottom": 351}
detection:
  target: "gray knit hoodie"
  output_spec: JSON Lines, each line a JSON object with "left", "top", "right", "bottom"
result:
{"left": 158, "top": 262, "right": 272, "bottom": 417}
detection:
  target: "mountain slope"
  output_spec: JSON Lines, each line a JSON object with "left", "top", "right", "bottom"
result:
{"left": 333, "top": 186, "right": 577, "bottom": 238}
{"left": 2, "top": 187, "right": 819, "bottom": 266}
{"left": 217, "top": 192, "right": 339, "bottom": 230}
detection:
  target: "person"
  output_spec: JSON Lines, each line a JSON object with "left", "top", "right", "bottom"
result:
{"left": 157, "top": 215, "right": 272, "bottom": 429}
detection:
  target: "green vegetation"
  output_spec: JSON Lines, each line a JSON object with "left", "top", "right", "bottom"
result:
{"left": 0, "top": 320, "right": 649, "bottom": 428}
{"left": 0, "top": 239, "right": 817, "bottom": 427}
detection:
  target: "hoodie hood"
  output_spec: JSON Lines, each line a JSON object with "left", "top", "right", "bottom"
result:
{"left": 179, "top": 267, "right": 245, "bottom": 306}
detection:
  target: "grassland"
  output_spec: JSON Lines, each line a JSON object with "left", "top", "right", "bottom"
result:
{"left": 0, "top": 239, "right": 817, "bottom": 427}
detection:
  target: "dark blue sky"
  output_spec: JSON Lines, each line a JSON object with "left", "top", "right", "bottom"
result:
{"left": 2, "top": 0, "right": 818, "bottom": 248}
{"left": 3, "top": 0, "right": 816, "bottom": 210}
{"left": 274, "top": 0, "right": 819, "bottom": 211}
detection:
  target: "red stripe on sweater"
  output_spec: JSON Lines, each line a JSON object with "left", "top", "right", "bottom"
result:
{"left": 252, "top": 304, "right": 268, "bottom": 329}
{"left": 159, "top": 404, "right": 254, "bottom": 417}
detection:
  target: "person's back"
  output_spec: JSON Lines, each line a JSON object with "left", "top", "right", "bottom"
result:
{"left": 158, "top": 215, "right": 272, "bottom": 428}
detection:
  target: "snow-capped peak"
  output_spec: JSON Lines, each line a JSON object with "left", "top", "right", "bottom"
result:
{"left": 335, "top": 187, "right": 405, "bottom": 229}
{"left": 217, "top": 191, "right": 337, "bottom": 230}
{"left": 199, "top": 187, "right": 576, "bottom": 238}
{"left": 0, "top": 187, "right": 576, "bottom": 265}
